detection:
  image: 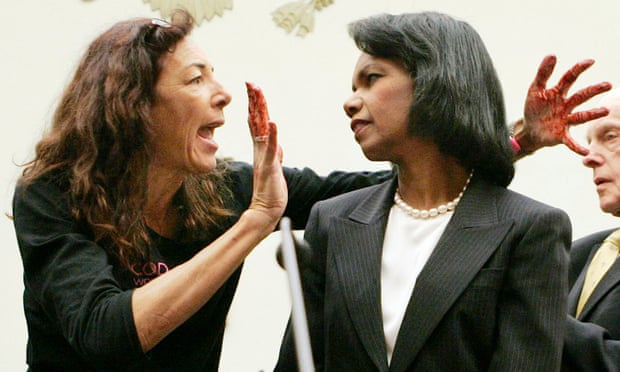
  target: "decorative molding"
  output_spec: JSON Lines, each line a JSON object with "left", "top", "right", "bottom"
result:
{"left": 140, "top": 0, "right": 334, "bottom": 36}
{"left": 272, "top": 0, "right": 334, "bottom": 37}
{"left": 143, "top": 0, "right": 233, "bottom": 25}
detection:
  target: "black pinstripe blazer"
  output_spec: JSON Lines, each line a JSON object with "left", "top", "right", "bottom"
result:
{"left": 275, "top": 175, "right": 571, "bottom": 372}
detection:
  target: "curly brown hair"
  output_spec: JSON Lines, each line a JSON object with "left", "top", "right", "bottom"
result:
{"left": 19, "top": 9, "right": 233, "bottom": 271}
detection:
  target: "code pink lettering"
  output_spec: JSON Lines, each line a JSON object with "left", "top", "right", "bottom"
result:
{"left": 131, "top": 261, "right": 170, "bottom": 287}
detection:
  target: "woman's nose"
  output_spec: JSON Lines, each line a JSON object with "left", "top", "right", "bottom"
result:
{"left": 343, "top": 95, "right": 362, "bottom": 118}
{"left": 211, "top": 80, "right": 232, "bottom": 108}
{"left": 214, "top": 88, "right": 232, "bottom": 108}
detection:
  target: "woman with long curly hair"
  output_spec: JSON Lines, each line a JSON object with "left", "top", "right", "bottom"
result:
{"left": 11, "top": 9, "right": 390, "bottom": 370}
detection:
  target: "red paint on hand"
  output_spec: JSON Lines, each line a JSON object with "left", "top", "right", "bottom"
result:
{"left": 246, "top": 82, "right": 270, "bottom": 141}
{"left": 524, "top": 55, "right": 612, "bottom": 155}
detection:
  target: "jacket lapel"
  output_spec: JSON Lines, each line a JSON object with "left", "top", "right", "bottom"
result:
{"left": 389, "top": 178, "right": 513, "bottom": 372}
{"left": 568, "top": 246, "right": 598, "bottom": 316}
{"left": 576, "top": 258, "right": 620, "bottom": 319}
{"left": 330, "top": 180, "right": 395, "bottom": 372}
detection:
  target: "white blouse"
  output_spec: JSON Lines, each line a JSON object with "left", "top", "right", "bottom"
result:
{"left": 381, "top": 205, "right": 452, "bottom": 364}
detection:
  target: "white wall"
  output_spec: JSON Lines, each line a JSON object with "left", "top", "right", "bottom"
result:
{"left": 2, "top": 0, "right": 619, "bottom": 370}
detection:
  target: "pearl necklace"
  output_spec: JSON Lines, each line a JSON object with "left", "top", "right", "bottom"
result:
{"left": 393, "top": 171, "right": 473, "bottom": 219}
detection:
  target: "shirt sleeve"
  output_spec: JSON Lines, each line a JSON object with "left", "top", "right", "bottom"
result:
{"left": 225, "top": 161, "right": 393, "bottom": 230}
{"left": 283, "top": 166, "right": 393, "bottom": 229}
{"left": 13, "top": 177, "right": 144, "bottom": 367}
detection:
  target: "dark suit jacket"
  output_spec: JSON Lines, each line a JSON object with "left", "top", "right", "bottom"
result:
{"left": 564, "top": 229, "right": 620, "bottom": 371}
{"left": 275, "top": 175, "right": 571, "bottom": 371}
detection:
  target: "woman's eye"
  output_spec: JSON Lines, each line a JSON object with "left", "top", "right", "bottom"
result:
{"left": 190, "top": 76, "right": 202, "bottom": 84}
{"left": 367, "top": 73, "right": 380, "bottom": 84}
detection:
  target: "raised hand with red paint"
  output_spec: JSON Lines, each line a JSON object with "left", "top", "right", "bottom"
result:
{"left": 245, "top": 81, "right": 286, "bottom": 224}
{"left": 246, "top": 81, "right": 271, "bottom": 142}
{"left": 514, "top": 55, "right": 612, "bottom": 157}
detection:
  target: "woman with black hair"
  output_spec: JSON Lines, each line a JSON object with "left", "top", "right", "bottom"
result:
{"left": 276, "top": 12, "right": 574, "bottom": 371}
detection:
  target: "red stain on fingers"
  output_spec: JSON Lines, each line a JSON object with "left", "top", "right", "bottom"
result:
{"left": 524, "top": 55, "right": 612, "bottom": 156}
{"left": 245, "top": 82, "right": 270, "bottom": 142}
